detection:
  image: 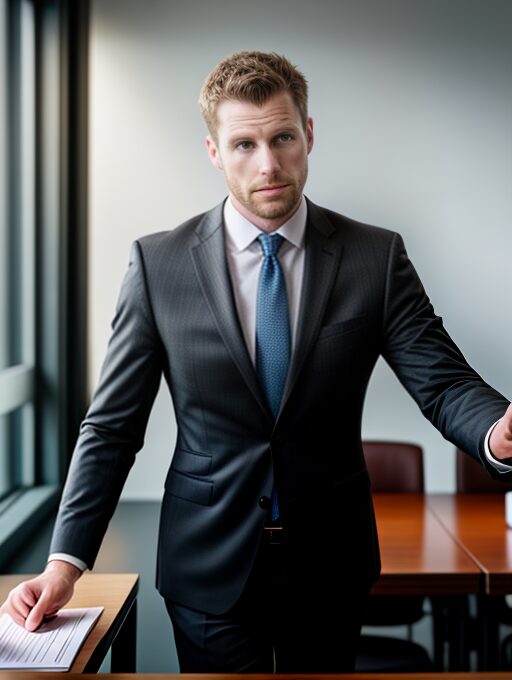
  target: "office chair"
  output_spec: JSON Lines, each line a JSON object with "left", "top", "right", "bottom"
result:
{"left": 355, "top": 441, "right": 435, "bottom": 672}
{"left": 356, "top": 635, "right": 433, "bottom": 673}
{"left": 364, "top": 440, "right": 425, "bottom": 493}
{"left": 456, "top": 447, "right": 512, "bottom": 494}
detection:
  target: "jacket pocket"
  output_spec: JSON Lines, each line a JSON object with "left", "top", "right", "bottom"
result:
{"left": 171, "top": 447, "right": 212, "bottom": 476}
{"left": 165, "top": 468, "right": 213, "bottom": 506}
{"left": 317, "top": 314, "right": 368, "bottom": 341}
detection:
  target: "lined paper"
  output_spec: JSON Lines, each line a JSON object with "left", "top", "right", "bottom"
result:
{"left": 0, "top": 607, "right": 103, "bottom": 670}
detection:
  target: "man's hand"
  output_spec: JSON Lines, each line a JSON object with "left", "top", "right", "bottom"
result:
{"left": 489, "top": 403, "right": 512, "bottom": 462}
{"left": 0, "top": 560, "right": 82, "bottom": 631}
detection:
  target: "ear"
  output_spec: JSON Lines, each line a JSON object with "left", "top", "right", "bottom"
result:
{"left": 205, "top": 136, "right": 223, "bottom": 171}
{"left": 306, "top": 117, "right": 314, "bottom": 154}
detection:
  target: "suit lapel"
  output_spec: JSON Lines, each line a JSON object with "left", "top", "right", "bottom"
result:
{"left": 278, "top": 199, "right": 344, "bottom": 418}
{"left": 190, "top": 202, "right": 273, "bottom": 424}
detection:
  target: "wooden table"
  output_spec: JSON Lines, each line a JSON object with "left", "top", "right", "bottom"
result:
{"left": 370, "top": 493, "right": 484, "bottom": 670}
{"left": 371, "top": 494, "right": 481, "bottom": 595}
{"left": 428, "top": 494, "right": 512, "bottom": 595}
{"left": 0, "top": 573, "right": 138, "bottom": 672}
{"left": 4, "top": 496, "right": 508, "bottom": 673}
{"left": 428, "top": 493, "right": 512, "bottom": 669}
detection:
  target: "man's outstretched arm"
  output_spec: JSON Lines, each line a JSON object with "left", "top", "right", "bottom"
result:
{"left": 1, "top": 241, "right": 163, "bottom": 629}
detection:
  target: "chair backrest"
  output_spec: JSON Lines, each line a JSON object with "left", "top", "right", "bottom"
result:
{"left": 363, "top": 441, "right": 424, "bottom": 493}
{"left": 456, "top": 448, "right": 512, "bottom": 493}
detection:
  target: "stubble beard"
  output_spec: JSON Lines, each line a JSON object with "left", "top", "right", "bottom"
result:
{"left": 231, "top": 168, "right": 308, "bottom": 224}
{"left": 247, "top": 186, "right": 299, "bottom": 221}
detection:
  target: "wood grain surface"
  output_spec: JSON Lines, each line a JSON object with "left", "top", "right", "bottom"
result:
{"left": 0, "top": 573, "right": 138, "bottom": 672}
{"left": 428, "top": 493, "right": 512, "bottom": 595}
{"left": 372, "top": 493, "right": 480, "bottom": 595}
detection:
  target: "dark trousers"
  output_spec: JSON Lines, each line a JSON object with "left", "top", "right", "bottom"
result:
{"left": 165, "top": 532, "right": 367, "bottom": 673}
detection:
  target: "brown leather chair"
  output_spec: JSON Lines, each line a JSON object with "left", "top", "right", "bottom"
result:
{"left": 362, "top": 441, "right": 425, "bottom": 627}
{"left": 356, "top": 441, "right": 435, "bottom": 672}
{"left": 456, "top": 447, "right": 512, "bottom": 493}
{"left": 363, "top": 441, "right": 424, "bottom": 493}
{"left": 356, "top": 635, "right": 434, "bottom": 673}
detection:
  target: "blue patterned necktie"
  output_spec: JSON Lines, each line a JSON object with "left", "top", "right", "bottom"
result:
{"left": 256, "top": 233, "right": 291, "bottom": 521}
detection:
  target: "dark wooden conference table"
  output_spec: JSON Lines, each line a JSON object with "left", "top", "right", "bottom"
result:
{"left": 427, "top": 494, "right": 512, "bottom": 597}
{"left": 372, "top": 493, "right": 480, "bottom": 596}
{"left": 371, "top": 493, "right": 481, "bottom": 671}
{"left": 2, "top": 495, "right": 511, "bottom": 672}
{"left": 372, "top": 493, "right": 512, "bottom": 671}
{"left": 428, "top": 493, "right": 512, "bottom": 670}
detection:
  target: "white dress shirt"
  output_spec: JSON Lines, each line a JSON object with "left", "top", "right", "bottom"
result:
{"left": 48, "top": 196, "right": 508, "bottom": 572}
{"left": 484, "top": 420, "right": 510, "bottom": 472}
{"left": 223, "top": 195, "right": 307, "bottom": 362}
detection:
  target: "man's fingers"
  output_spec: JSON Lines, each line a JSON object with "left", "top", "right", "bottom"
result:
{"left": 44, "top": 608, "right": 59, "bottom": 617}
{"left": 0, "top": 584, "right": 37, "bottom": 626}
{"left": 5, "top": 582, "right": 50, "bottom": 631}
{"left": 1, "top": 608, "right": 27, "bottom": 628}
{"left": 9, "top": 594, "right": 31, "bottom": 620}
{"left": 25, "top": 596, "right": 50, "bottom": 632}
{"left": 1, "top": 568, "right": 78, "bottom": 631}
{"left": 505, "top": 403, "right": 512, "bottom": 437}
{"left": 14, "top": 583, "right": 39, "bottom": 617}
{"left": 489, "top": 406, "right": 512, "bottom": 460}
{"left": 24, "top": 586, "right": 69, "bottom": 631}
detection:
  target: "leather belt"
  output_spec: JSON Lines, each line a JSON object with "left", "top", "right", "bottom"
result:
{"left": 262, "top": 526, "right": 284, "bottom": 544}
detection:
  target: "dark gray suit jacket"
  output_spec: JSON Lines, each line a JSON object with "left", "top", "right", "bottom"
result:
{"left": 50, "top": 198, "right": 510, "bottom": 614}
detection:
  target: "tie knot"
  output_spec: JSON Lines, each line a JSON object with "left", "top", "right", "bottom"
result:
{"left": 258, "top": 233, "right": 284, "bottom": 258}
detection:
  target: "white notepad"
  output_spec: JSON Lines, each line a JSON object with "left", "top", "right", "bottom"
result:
{"left": 0, "top": 607, "right": 104, "bottom": 671}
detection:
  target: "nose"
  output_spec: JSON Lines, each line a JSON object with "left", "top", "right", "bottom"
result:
{"left": 258, "top": 144, "right": 281, "bottom": 176}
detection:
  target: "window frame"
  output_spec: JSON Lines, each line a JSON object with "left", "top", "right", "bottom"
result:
{"left": 0, "top": 0, "right": 89, "bottom": 568}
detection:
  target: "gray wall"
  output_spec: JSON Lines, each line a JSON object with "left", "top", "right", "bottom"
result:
{"left": 89, "top": 0, "right": 511, "bottom": 497}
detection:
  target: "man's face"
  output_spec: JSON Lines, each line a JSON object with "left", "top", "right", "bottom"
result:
{"left": 206, "top": 91, "right": 314, "bottom": 232}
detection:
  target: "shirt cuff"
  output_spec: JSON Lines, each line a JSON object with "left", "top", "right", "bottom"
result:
{"left": 48, "top": 553, "right": 88, "bottom": 572}
{"left": 483, "top": 419, "right": 512, "bottom": 472}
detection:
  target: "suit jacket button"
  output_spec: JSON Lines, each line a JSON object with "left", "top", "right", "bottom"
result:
{"left": 259, "top": 496, "right": 271, "bottom": 509}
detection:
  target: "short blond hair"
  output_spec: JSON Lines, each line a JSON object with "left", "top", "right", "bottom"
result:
{"left": 199, "top": 51, "right": 308, "bottom": 137}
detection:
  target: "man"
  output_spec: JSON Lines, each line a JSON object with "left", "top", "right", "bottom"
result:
{"left": 2, "top": 51, "right": 512, "bottom": 672}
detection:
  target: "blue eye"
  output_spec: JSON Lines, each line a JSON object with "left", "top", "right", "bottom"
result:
{"left": 236, "top": 141, "right": 253, "bottom": 151}
{"left": 278, "top": 134, "right": 293, "bottom": 143}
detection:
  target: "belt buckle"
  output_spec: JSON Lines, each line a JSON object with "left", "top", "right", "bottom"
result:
{"left": 264, "top": 526, "right": 283, "bottom": 544}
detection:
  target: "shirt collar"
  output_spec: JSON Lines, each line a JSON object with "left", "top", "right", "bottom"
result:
{"left": 223, "top": 195, "right": 307, "bottom": 254}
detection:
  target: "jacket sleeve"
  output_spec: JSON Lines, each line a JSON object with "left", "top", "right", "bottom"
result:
{"left": 50, "top": 240, "right": 164, "bottom": 567}
{"left": 381, "top": 232, "right": 511, "bottom": 481}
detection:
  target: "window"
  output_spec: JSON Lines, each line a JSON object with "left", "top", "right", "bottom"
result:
{"left": 0, "top": 0, "right": 88, "bottom": 567}
{"left": 0, "top": 0, "right": 36, "bottom": 502}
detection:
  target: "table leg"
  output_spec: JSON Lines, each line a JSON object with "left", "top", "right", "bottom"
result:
{"left": 430, "top": 596, "right": 446, "bottom": 670}
{"left": 429, "top": 595, "right": 470, "bottom": 671}
{"left": 478, "top": 594, "right": 500, "bottom": 671}
{"left": 110, "top": 599, "right": 137, "bottom": 672}
{"left": 444, "top": 596, "right": 470, "bottom": 671}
